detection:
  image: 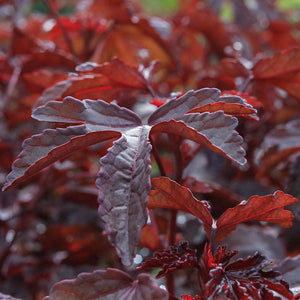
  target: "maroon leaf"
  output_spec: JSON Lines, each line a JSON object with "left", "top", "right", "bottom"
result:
{"left": 253, "top": 48, "right": 300, "bottom": 100}
{"left": 151, "top": 112, "right": 246, "bottom": 165}
{"left": 3, "top": 126, "right": 120, "bottom": 191}
{"left": 45, "top": 268, "right": 168, "bottom": 300}
{"left": 148, "top": 88, "right": 220, "bottom": 125}
{"left": 216, "top": 191, "right": 298, "bottom": 241}
{"left": 138, "top": 241, "right": 198, "bottom": 278}
{"left": 96, "top": 126, "right": 152, "bottom": 265}
{"left": 33, "top": 96, "right": 142, "bottom": 130}
{"left": 148, "top": 177, "right": 212, "bottom": 238}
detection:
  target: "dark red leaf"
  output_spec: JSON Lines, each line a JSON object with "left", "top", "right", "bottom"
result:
{"left": 148, "top": 177, "right": 212, "bottom": 238}
{"left": 96, "top": 126, "right": 152, "bottom": 265}
{"left": 151, "top": 112, "right": 246, "bottom": 165}
{"left": 45, "top": 268, "right": 168, "bottom": 300}
{"left": 216, "top": 191, "right": 298, "bottom": 241}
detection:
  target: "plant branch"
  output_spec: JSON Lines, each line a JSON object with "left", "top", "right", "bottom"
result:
{"left": 44, "top": 0, "right": 77, "bottom": 60}
{"left": 149, "top": 135, "right": 166, "bottom": 177}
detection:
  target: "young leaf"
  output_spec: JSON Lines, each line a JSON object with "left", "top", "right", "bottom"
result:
{"left": 45, "top": 268, "right": 168, "bottom": 300}
{"left": 216, "top": 191, "right": 298, "bottom": 241}
{"left": 151, "top": 112, "right": 246, "bottom": 165}
{"left": 96, "top": 126, "right": 152, "bottom": 266}
{"left": 2, "top": 126, "right": 120, "bottom": 191}
{"left": 138, "top": 241, "right": 198, "bottom": 278}
{"left": 199, "top": 245, "right": 294, "bottom": 300}
{"left": 148, "top": 177, "right": 212, "bottom": 237}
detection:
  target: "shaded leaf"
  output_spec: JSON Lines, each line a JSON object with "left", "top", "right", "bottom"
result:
{"left": 3, "top": 126, "right": 120, "bottom": 191}
{"left": 33, "top": 96, "right": 142, "bottom": 130}
{"left": 151, "top": 112, "right": 246, "bottom": 165}
{"left": 148, "top": 177, "right": 212, "bottom": 237}
{"left": 216, "top": 191, "right": 298, "bottom": 241}
{"left": 45, "top": 268, "right": 168, "bottom": 300}
{"left": 96, "top": 126, "right": 152, "bottom": 266}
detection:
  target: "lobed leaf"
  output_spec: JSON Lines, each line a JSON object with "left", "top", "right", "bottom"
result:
{"left": 151, "top": 112, "right": 246, "bottom": 165}
{"left": 148, "top": 177, "right": 212, "bottom": 237}
{"left": 96, "top": 126, "right": 152, "bottom": 266}
{"left": 3, "top": 126, "right": 120, "bottom": 191}
{"left": 45, "top": 268, "right": 168, "bottom": 300}
{"left": 148, "top": 88, "right": 220, "bottom": 125}
{"left": 216, "top": 191, "right": 298, "bottom": 241}
{"left": 33, "top": 96, "right": 142, "bottom": 130}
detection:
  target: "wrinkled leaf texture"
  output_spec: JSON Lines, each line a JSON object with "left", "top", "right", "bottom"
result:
{"left": 45, "top": 268, "right": 168, "bottom": 300}
{"left": 3, "top": 88, "right": 248, "bottom": 265}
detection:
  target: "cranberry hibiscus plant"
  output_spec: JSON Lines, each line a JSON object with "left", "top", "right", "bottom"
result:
{"left": 2, "top": 0, "right": 300, "bottom": 299}
{"left": 2, "top": 81, "right": 299, "bottom": 299}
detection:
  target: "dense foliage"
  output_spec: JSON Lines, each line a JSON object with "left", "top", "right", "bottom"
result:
{"left": 1, "top": 0, "right": 300, "bottom": 299}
